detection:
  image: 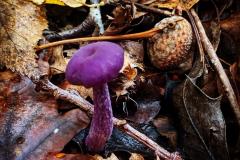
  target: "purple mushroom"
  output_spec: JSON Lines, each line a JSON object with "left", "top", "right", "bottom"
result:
{"left": 65, "top": 41, "right": 124, "bottom": 152}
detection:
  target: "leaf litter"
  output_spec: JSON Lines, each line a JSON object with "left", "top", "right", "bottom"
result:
{"left": 1, "top": 0, "right": 240, "bottom": 159}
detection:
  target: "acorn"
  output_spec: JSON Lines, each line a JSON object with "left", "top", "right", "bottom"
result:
{"left": 147, "top": 16, "right": 193, "bottom": 70}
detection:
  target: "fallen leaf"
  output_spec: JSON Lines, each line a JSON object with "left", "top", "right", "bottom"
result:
{"left": 105, "top": 5, "right": 133, "bottom": 35}
{"left": 50, "top": 45, "right": 68, "bottom": 75}
{"left": 110, "top": 41, "right": 144, "bottom": 97}
{"left": 59, "top": 80, "right": 93, "bottom": 99}
{"left": 153, "top": 116, "right": 177, "bottom": 148}
{"left": 60, "top": 0, "right": 86, "bottom": 8}
{"left": 172, "top": 52, "right": 229, "bottom": 160}
{"left": 0, "top": 0, "right": 48, "bottom": 79}
{"left": 73, "top": 127, "right": 159, "bottom": 159}
{"left": 0, "top": 70, "right": 89, "bottom": 160}
{"left": 129, "top": 153, "right": 144, "bottom": 160}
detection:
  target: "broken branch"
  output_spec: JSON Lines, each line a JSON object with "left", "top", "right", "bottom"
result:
{"left": 37, "top": 78, "right": 182, "bottom": 160}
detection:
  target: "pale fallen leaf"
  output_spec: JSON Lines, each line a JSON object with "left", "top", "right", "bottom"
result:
{"left": 129, "top": 153, "right": 145, "bottom": 160}
{"left": 50, "top": 45, "right": 68, "bottom": 75}
{"left": 0, "top": 0, "right": 48, "bottom": 79}
{"left": 61, "top": 0, "right": 86, "bottom": 7}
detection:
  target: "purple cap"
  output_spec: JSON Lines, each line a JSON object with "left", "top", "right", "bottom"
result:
{"left": 66, "top": 41, "right": 124, "bottom": 87}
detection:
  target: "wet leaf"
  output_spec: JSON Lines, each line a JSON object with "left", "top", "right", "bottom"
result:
{"left": 0, "top": 0, "right": 48, "bottom": 79}
{"left": 125, "top": 99, "right": 161, "bottom": 124}
{"left": 153, "top": 116, "right": 177, "bottom": 148}
{"left": 0, "top": 70, "right": 90, "bottom": 160}
{"left": 72, "top": 125, "right": 167, "bottom": 159}
{"left": 172, "top": 53, "right": 229, "bottom": 159}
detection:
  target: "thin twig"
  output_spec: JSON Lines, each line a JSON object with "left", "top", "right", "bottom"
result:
{"left": 37, "top": 78, "right": 182, "bottom": 160}
{"left": 35, "top": 27, "right": 160, "bottom": 51}
{"left": 123, "top": 1, "right": 172, "bottom": 16}
{"left": 190, "top": 9, "right": 240, "bottom": 126}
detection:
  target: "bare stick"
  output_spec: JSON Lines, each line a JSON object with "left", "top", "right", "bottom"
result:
{"left": 38, "top": 78, "right": 182, "bottom": 160}
{"left": 123, "top": 1, "right": 172, "bottom": 16}
{"left": 35, "top": 28, "right": 160, "bottom": 51}
{"left": 190, "top": 9, "right": 240, "bottom": 126}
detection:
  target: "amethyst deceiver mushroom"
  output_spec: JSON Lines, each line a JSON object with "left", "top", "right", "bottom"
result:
{"left": 65, "top": 41, "right": 124, "bottom": 152}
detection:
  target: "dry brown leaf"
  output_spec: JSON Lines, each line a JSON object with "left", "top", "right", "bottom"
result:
{"left": 129, "top": 153, "right": 144, "bottom": 160}
{"left": 105, "top": 5, "right": 133, "bottom": 35}
{"left": 114, "top": 80, "right": 135, "bottom": 98}
{"left": 111, "top": 41, "right": 144, "bottom": 97}
{"left": 0, "top": 0, "right": 48, "bottom": 79}
{"left": 153, "top": 116, "right": 177, "bottom": 148}
{"left": 50, "top": 45, "right": 68, "bottom": 75}
{"left": 0, "top": 70, "right": 90, "bottom": 160}
{"left": 59, "top": 80, "right": 93, "bottom": 99}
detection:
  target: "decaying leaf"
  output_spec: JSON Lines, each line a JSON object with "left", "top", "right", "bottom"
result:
{"left": 110, "top": 41, "right": 145, "bottom": 97}
{"left": 59, "top": 80, "right": 93, "bottom": 99}
{"left": 0, "top": 0, "right": 47, "bottom": 79}
{"left": 105, "top": 4, "right": 134, "bottom": 35}
{"left": 72, "top": 126, "right": 163, "bottom": 159}
{"left": 153, "top": 116, "right": 177, "bottom": 148}
{"left": 50, "top": 45, "right": 68, "bottom": 75}
{"left": 125, "top": 99, "right": 161, "bottom": 124}
{"left": 0, "top": 70, "right": 89, "bottom": 160}
{"left": 172, "top": 53, "right": 229, "bottom": 159}
{"left": 129, "top": 153, "right": 144, "bottom": 160}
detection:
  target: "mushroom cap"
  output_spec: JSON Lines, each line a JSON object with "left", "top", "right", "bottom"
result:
{"left": 66, "top": 41, "right": 124, "bottom": 87}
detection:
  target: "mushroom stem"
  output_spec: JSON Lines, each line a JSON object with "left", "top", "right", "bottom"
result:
{"left": 85, "top": 83, "right": 113, "bottom": 152}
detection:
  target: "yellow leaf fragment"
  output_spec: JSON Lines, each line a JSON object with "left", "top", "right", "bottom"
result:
{"left": 153, "top": 0, "right": 199, "bottom": 10}
{"left": 180, "top": 0, "right": 199, "bottom": 10}
{"left": 30, "top": 0, "right": 104, "bottom": 7}
{"left": 30, "top": 0, "right": 64, "bottom": 5}
{"left": 45, "top": 0, "right": 65, "bottom": 5}
{"left": 31, "top": 0, "right": 44, "bottom": 5}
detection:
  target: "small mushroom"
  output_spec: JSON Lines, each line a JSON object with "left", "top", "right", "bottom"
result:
{"left": 65, "top": 41, "right": 124, "bottom": 152}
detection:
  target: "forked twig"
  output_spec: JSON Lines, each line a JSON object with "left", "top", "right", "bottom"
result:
{"left": 37, "top": 78, "right": 182, "bottom": 160}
